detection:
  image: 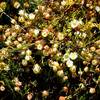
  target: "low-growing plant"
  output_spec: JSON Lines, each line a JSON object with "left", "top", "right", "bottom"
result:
{"left": 0, "top": 0, "right": 100, "bottom": 100}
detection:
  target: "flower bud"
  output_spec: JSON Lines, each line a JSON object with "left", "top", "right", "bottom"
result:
{"left": 59, "top": 96, "right": 65, "bottom": 100}
{"left": 43, "top": 12, "right": 50, "bottom": 19}
{"left": 27, "top": 93, "right": 33, "bottom": 100}
{"left": 17, "top": 43, "right": 22, "bottom": 49}
{"left": 90, "top": 46, "right": 96, "bottom": 52}
{"left": 84, "top": 66, "right": 89, "bottom": 72}
{"left": 26, "top": 49, "right": 32, "bottom": 56}
{"left": 89, "top": 88, "right": 96, "bottom": 94}
{"left": 63, "top": 86, "right": 68, "bottom": 93}
{"left": 17, "top": 37, "right": 23, "bottom": 42}
{"left": 14, "top": 86, "right": 20, "bottom": 91}
{"left": 61, "top": 0, "right": 66, "bottom": 6}
{"left": 0, "top": 2, "right": 7, "bottom": 10}
{"left": 57, "top": 70, "right": 64, "bottom": 77}
{"left": 63, "top": 76, "right": 68, "bottom": 81}
{"left": 0, "top": 85, "right": 5, "bottom": 91}
{"left": 14, "top": 1, "right": 20, "bottom": 9}
{"left": 42, "top": 90, "right": 49, "bottom": 97}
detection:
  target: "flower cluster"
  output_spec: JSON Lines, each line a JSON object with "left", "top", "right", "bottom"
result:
{"left": 0, "top": 0, "right": 100, "bottom": 100}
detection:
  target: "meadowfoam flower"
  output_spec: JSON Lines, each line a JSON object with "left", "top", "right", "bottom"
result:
{"left": 57, "top": 32, "right": 64, "bottom": 40}
{"left": 42, "top": 29, "right": 49, "bottom": 37}
{"left": 70, "top": 65, "right": 76, "bottom": 73}
{"left": 37, "top": 43, "right": 43, "bottom": 50}
{"left": 70, "top": 19, "right": 82, "bottom": 29}
{"left": 74, "top": 31, "right": 80, "bottom": 35}
{"left": 22, "top": 59, "right": 28, "bottom": 66}
{"left": 29, "top": 13, "right": 35, "bottom": 20}
{"left": 25, "top": 55, "right": 32, "bottom": 61}
{"left": 18, "top": 10, "right": 25, "bottom": 16}
{"left": 62, "top": 49, "right": 70, "bottom": 62}
{"left": 4, "top": 65, "right": 10, "bottom": 71}
{"left": 32, "top": 64, "right": 41, "bottom": 74}
{"left": 63, "top": 53, "right": 69, "bottom": 62}
{"left": 42, "top": 90, "right": 49, "bottom": 97}
{"left": 26, "top": 49, "right": 32, "bottom": 56}
{"left": 69, "top": 52, "right": 78, "bottom": 60}
{"left": 34, "top": 29, "right": 40, "bottom": 36}
{"left": 14, "top": 1, "right": 20, "bottom": 9}
{"left": 66, "top": 59, "right": 73, "bottom": 67}
{"left": 5, "top": 40, "right": 11, "bottom": 46}
{"left": 70, "top": 19, "right": 79, "bottom": 28}
{"left": 57, "top": 70, "right": 64, "bottom": 77}
{"left": 82, "top": 32, "right": 87, "bottom": 38}
{"left": 61, "top": 0, "right": 66, "bottom": 6}
{"left": 95, "top": 6, "right": 100, "bottom": 12}
{"left": 89, "top": 88, "right": 96, "bottom": 94}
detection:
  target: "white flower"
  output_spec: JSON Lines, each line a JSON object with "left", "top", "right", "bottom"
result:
{"left": 17, "top": 37, "right": 22, "bottom": 42}
{"left": 52, "top": 66, "right": 58, "bottom": 72}
{"left": 78, "top": 68, "right": 83, "bottom": 75}
{"left": 14, "top": 86, "right": 20, "bottom": 91}
{"left": 11, "top": 19, "right": 16, "bottom": 24}
{"left": 14, "top": 1, "right": 20, "bottom": 9}
{"left": 82, "top": 32, "right": 87, "bottom": 38}
{"left": 0, "top": 85, "right": 5, "bottom": 91}
{"left": 26, "top": 49, "right": 32, "bottom": 56}
{"left": 4, "top": 65, "right": 10, "bottom": 71}
{"left": 70, "top": 19, "right": 82, "bottom": 29}
{"left": 63, "top": 53, "right": 69, "bottom": 62}
{"left": 27, "top": 93, "right": 33, "bottom": 100}
{"left": 35, "top": 9, "right": 38, "bottom": 13}
{"left": 53, "top": 61, "right": 59, "bottom": 67}
{"left": 29, "top": 13, "right": 35, "bottom": 20}
{"left": 22, "top": 59, "right": 28, "bottom": 66}
{"left": 18, "top": 10, "right": 25, "bottom": 16}
{"left": 95, "top": 6, "right": 100, "bottom": 12}
{"left": 79, "top": 83, "right": 85, "bottom": 89}
{"left": 89, "top": 88, "right": 96, "bottom": 94}
{"left": 37, "top": 44, "right": 43, "bottom": 50}
{"left": 17, "top": 43, "right": 22, "bottom": 49}
{"left": 34, "top": 29, "right": 40, "bottom": 36}
{"left": 42, "top": 90, "right": 49, "bottom": 97}
{"left": 25, "top": 55, "right": 32, "bottom": 61}
{"left": 70, "top": 19, "right": 79, "bottom": 28}
{"left": 63, "top": 49, "right": 70, "bottom": 62}
{"left": 12, "top": 32, "right": 17, "bottom": 37}
{"left": 5, "top": 40, "right": 11, "bottom": 46}
{"left": 74, "top": 31, "right": 80, "bottom": 35}
{"left": 42, "top": 29, "right": 49, "bottom": 37}
{"left": 78, "top": 19, "right": 83, "bottom": 24}
{"left": 57, "top": 70, "right": 64, "bottom": 77}
{"left": 84, "top": 66, "right": 89, "bottom": 72}
{"left": 33, "top": 64, "right": 41, "bottom": 74}
{"left": 66, "top": 59, "right": 73, "bottom": 67}
{"left": 57, "top": 32, "right": 64, "bottom": 40}
{"left": 69, "top": 52, "right": 78, "bottom": 60}
{"left": 61, "top": 0, "right": 66, "bottom": 6}
{"left": 14, "top": 24, "right": 20, "bottom": 30}
{"left": 24, "top": 12, "right": 29, "bottom": 19}
{"left": 21, "top": 50, "right": 25, "bottom": 55}
{"left": 70, "top": 65, "right": 76, "bottom": 73}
